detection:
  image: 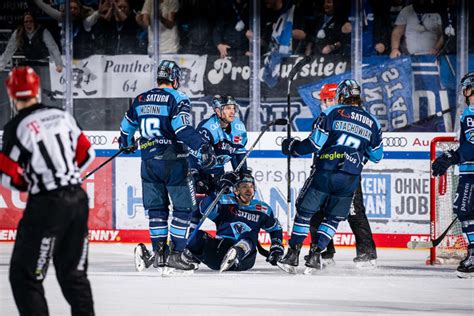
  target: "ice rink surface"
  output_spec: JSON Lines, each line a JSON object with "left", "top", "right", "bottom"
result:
{"left": 1, "top": 243, "right": 473, "bottom": 316}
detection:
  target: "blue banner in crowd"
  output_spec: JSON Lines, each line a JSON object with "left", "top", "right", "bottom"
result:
{"left": 298, "top": 57, "right": 415, "bottom": 131}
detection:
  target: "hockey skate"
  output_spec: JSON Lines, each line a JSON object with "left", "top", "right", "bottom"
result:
{"left": 456, "top": 249, "right": 474, "bottom": 279}
{"left": 153, "top": 241, "right": 169, "bottom": 268}
{"left": 303, "top": 246, "right": 330, "bottom": 275}
{"left": 353, "top": 253, "right": 377, "bottom": 269}
{"left": 277, "top": 244, "right": 301, "bottom": 274}
{"left": 134, "top": 243, "right": 154, "bottom": 272}
{"left": 163, "top": 251, "right": 197, "bottom": 276}
{"left": 220, "top": 246, "right": 244, "bottom": 272}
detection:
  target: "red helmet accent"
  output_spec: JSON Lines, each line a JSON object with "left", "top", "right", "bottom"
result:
{"left": 319, "top": 83, "right": 338, "bottom": 100}
{"left": 5, "top": 66, "right": 40, "bottom": 99}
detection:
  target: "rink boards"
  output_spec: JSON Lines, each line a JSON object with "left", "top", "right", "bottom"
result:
{"left": 0, "top": 132, "right": 455, "bottom": 248}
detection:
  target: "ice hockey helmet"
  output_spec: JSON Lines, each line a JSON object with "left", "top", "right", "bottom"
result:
{"left": 336, "top": 79, "right": 361, "bottom": 104}
{"left": 5, "top": 66, "right": 40, "bottom": 100}
{"left": 319, "top": 83, "right": 338, "bottom": 101}
{"left": 156, "top": 60, "right": 181, "bottom": 89}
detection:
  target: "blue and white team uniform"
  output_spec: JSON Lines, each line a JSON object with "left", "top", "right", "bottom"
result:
{"left": 189, "top": 96, "right": 248, "bottom": 194}
{"left": 119, "top": 72, "right": 209, "bottom": 255}
{"left": 432, "top": 72, "right": 474, "bottom": 278}
{"left": 279, "top": 79, "right": 383, "bottom": 272}
{"left": 193, "top": 114, "right": 248, "bottom": 175}
{"left": 187, "top": 193, "right": 283, "bottom": 271}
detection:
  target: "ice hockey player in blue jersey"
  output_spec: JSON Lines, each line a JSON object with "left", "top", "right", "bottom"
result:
{"left": 189, "top": 95, "right": 248, "bottom": 194}
{"left": 432, "top": 72, "right": 474, "bottom": 279}
{"left": 119, "top": 60, "right": 216, "bottom": 273}
{"left": 277, "top": 79, "right": 383, "bottom": 274}
{"left": 185, "top": 172, "right": 284, "bottom": 272}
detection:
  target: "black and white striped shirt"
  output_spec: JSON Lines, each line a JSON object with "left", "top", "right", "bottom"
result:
{"left": 0, "top": 103, "right": 95, "bottom": 194}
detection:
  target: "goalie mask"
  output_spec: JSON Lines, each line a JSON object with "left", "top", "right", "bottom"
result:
{"left": 336, "top": 79, "right": 361, "bottom": 106}
{"left": 461, "top": 72, "right": 474, "bottom": 110}
{"left": 156, "top": 60, "right": 181, "bottom": 89}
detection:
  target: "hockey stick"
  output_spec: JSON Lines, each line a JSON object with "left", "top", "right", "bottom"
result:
{"left": 257, "top": 241, "right": 270, "bottom": 257}
{"left": 407, "top": 216, "right": 459, "bottom": 249}
{"left": 286, "top": 55, "right": 311, "bottom": 234}
{"left": 392, "top": 108, "right": 453, "bottom": 132}
{"left": 82, "top": 148, "right": 125, "bottom": 180}
{"left": 188, "top": 118, "right": 288, "bottom": 242}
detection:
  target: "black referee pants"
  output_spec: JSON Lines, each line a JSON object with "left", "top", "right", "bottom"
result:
{"left": 9, "top": 185, "right": 94, "bottom": 316}
{"left": 309, "top": 181, "right": 377, "bottom": 258}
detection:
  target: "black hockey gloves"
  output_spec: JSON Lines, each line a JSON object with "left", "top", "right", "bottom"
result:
{"left": 266, "top": 243, "right": 284, "bottom": 266}
{"left": 432, "top": 150, "right": 460, "bottom": 177}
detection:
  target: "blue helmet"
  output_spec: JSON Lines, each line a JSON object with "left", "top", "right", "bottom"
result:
{"left": 461, "top": 72, "right": 474, "bottom": 102}
{"left": 157, "top": 60, "right": 181, "bottom": 89}
{"left": 336, "top": 79, "right": 361, "bottom": 104}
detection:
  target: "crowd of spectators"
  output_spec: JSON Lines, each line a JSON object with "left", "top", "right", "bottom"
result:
{"left": 0, "top": 0, "right": 473, "bottom": 69}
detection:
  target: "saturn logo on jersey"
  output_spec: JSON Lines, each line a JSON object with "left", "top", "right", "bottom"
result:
{"left": 337, "top": 109, "right": 351, "bottom": 119}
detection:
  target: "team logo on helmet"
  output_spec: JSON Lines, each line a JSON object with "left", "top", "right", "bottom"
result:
{"left": 336, "top": 79, "right": 361, "bottom": 102}
{"left": 157, "top": 60, "right": 181, "bottom": 85}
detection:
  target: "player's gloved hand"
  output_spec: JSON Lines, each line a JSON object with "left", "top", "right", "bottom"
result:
{"left": 218, "top": 171, "right": 239, "bottom": 193}
{"left": 118, "top": 133, "right": 137, "bottom": 154}
{"left": 266, "top": 243, "right": 284, "bottom": 266}
{"left": 432, "top": 150, "right": 460, "bottom": 176}
{"left": 190, "top": 169, "right": 210, "bottom": 195}
{"left": 198, "top": 143, "right": 216, "bottom": 170}
{"left": 281, "top": 137, "right": 300, "bottom": 156}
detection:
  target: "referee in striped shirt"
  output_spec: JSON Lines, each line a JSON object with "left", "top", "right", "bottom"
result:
{"left": 1, "top": 66, "right": 95, "bottom": 315}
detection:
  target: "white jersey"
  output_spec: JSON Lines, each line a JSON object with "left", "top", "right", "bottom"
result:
{"left": 0, "top": 103, "right": 95, "bottom": 194}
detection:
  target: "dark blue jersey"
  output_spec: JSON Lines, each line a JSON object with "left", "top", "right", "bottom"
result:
{"left": 120, "top": 87, "right": 205, "bottom": 160}
{"left": 189, "top": 114, "right": 248, "bottom": 174}
{"left": 193, "top": 193, "right": 282, "bottom": 246}
{"left": 457, "top": 107, "right": 474, "bottom": 174}
{"left": 292, "top": 104, "right": 383, "bottom": 175}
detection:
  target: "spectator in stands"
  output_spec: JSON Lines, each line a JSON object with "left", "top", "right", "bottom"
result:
{"left": 136, "top": 0, "right": 179, "bottom": 55}
{"left": 305, "top": 0, "right": 344, "bottom": 56}
{"left": 248, "top": 0, "right": 306, "bottom": 55}
{"left": 390, "top": 0, "right": 444, "bottom": 58}
{"left": 95, "top": 0, "right": 142, "bottom": 54}
{"left": 0, "top": 12, "right": 63, "bottom": 72}
{"left": 439, "top": 0, "right": 456, "bottom": 55}
{"left": 177, "top": 0, "right": 217, "bottom": 55}
{"left": 33, "top": 0, "right": 100, "bottom": 59}
{"left": 213, "top": 0, "right": 249, "bottom": 58}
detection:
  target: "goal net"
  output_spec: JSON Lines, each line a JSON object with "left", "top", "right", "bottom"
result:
{"left": 429, "top": 137, "right": 467, "bottom": 265}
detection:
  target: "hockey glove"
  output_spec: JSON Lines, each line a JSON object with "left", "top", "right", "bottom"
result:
{"left": 432, "top": 150, "right": 460, "bottom": 177}
{"left": 118, "top": 132, "right": 137, "bottom": 154}
{"left": 266, "top": 243, "right": 284, "bottom": 266}
{"left": 281, "top": 137, "right": 300, "bottom": 156}
{"left": 190, "top": 169, "right": 210, "bottom": 195}
{"left": 217, "top": 171, "right": 239, "bottom": 193}
{"left": 198, "top": 143, "right": 217, "bottom": 170}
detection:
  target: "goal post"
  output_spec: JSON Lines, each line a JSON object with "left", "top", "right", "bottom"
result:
{"left": 429, "top": 136, "right": 467, "bottom": 265}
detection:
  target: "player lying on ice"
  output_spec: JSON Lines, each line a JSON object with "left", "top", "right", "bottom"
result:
{"left": 185, "top": 171, "right": 284, "bottom": 272}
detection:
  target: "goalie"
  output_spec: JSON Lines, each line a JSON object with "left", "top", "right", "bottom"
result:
{"left": 432, "top": 72, "right": 474, "bottom": 279}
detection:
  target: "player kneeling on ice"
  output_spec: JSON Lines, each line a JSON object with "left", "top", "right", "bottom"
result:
{"left": 185, "top": 172, "right": 284, "bottom": 272}
{"left": 278, "top": 79, "right": 383, "bottom": 274}
{"left": 432, "top": 72, "right": 474, "bottom": 279}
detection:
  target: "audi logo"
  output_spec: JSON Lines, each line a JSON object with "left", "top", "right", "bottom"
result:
{"left": 87, "top": 135, "right": 107, "bottom": 145}
{"left": 275, "top": 135, "right": 302, "bottom": 146}
{"left": 382, "top": 136, "right": 407, "bottom": 147}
